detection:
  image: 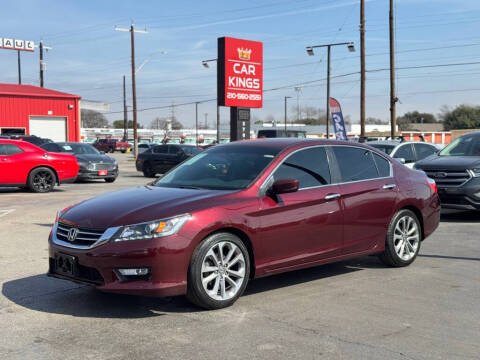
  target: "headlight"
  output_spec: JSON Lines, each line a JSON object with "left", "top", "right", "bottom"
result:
{"left": 470, "top": 168, "right": 480, "bottom": 177}
{"left": 112, "top": 214, "right": 190, "bottom": 242}
{"left": 86, "top": 162, "right": 95, "bottom": 171}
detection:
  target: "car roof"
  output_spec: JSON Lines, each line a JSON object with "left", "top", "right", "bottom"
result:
{"left": 367, "top": 140, "right": 437, "bottom": 146}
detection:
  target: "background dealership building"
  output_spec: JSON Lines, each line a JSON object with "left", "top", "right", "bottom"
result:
{"left": 0, "top": 83, "right": 81, "bottom": 142}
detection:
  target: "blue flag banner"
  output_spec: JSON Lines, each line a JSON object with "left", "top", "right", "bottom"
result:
{"left": 329, "top": 97, "right": 348, "bottom": 140}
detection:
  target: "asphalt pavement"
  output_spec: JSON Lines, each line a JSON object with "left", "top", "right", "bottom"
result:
{"left": 0, "top": 153, "right": 478, "bottom": 360}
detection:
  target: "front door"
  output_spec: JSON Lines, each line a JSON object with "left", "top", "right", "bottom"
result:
{"left": 256, "top": 146, "right": 344, "bottom": 273}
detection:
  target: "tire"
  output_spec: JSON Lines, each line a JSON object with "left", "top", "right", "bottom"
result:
{"left": 27, "top": 167, "right": 56, "bottom": 193}
{"left": 121, "top": 150, "right": 126, "bottom": 153}
{"left": 105, "top": 178, "right": 116, "bottom": 183}
{"left": 142, "top": 163, "right": 156, "bottom": 178}
{"left": 186, "top": 232, "right": 250, "bottom": 310}
{"left": 379, "top": 209, "right": 422, "bottom": 267}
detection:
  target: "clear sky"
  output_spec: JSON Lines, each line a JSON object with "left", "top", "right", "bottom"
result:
{"left": 1, "top": 0, "right": 480, "bottom": 128}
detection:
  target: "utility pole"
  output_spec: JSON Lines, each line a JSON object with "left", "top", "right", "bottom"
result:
{"left": 115, "top": 23, "right": 148, "bottom": 157}
{"left": 284, "top": 96, "right": 291, "bottom": 132}
{"left": 216, "top": 106, "right": 220, "bottom": 143}
{"left": 294, "top": 87, "right": 301, "bottom": 123}
{"left": 195, "top": 102, "right": 199, "bottom": 146}
{"left": 204, "top": 113, "right": 208, "bottom": 129}
{"left": 38, "top": 41, "right": 51, "bottom": 87}
{"left": 389, "top": 0, "right": 397, "bottom": 138}
{"left": 360, "top": 0, "right": 366, "bottom": 139}
{"left": 17, "top": 51, "right": 21, "bottom": 84}
{"left": 326, "top": 46, "right": 331, "bottom": 139}
{"left": 122, "top": 75, "right": 128, "bottom": 141}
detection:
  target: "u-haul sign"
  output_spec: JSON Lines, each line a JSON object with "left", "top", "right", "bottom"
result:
{"left": 0, "top": 38, "right": 34, "bottom": 52}
{"left": 217, "top": 37, "right": 263, "bottom": 108}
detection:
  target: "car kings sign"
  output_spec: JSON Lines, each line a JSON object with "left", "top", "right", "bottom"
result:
{"left": 217, "top": 37, "right": 263, "bottom": 108}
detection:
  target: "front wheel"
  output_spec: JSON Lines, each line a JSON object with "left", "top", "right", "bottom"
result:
{"left": 28, "top": 167, "right": 56, "bottom": 193}
{"left": 105, "top": 177, "right": 116, "bottom": 183}
{"left": 142, "top": 163, "right": 156, "bottom": 178}
{"left": 187, "top": 233, "right": 250, "bottom": 309}
{"left": 379, "top": 209, "right": 422, "bottom": 267}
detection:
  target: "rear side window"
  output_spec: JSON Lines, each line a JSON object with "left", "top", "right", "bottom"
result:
{"left": 153, "top": 145, "right": 168, "bottom": 154}
{"left": 414, "top": 143, "right": 436, "bottom": 160}
{"left": 393, "top": 144, "right": 415, "bottom": 163}
{"left": 373, "top": 153, "right": 391, "bottom": 178}
{"left": 0, "top": 144, "right": 23, "bottom": 155}
{"left": 273, "top": 147, "right": 331, "bottom": 188}
{"left": 42, "top": 143, "right": 61, "bottom": 152}
{"left": 332, "top": 146, "right": 378, "bottom": 182}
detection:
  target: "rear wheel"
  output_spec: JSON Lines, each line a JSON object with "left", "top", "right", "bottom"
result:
{"left": 142, "top": 163, "right": 156, "bottom": 177}
{"left": 379, "top": 209, "right": 421, "bottom": 267}
{"left": 187, "top": 233, "right": 250, "bottom": 309}
{"left": 28, "top": 167, "right": 56, "bottom": 193}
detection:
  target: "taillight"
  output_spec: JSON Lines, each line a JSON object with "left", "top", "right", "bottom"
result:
{"left": 427, "top": 177, "right": 437, "bottom": 194}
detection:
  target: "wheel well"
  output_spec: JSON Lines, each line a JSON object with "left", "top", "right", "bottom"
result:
{"left": 28, "top": 166, "right": 59, "bottom": 185}
{"left": 210, "top": 227, "right": 256, "bottom": 279}
{"left": 400, "top": 206, "right": 424, "bottom": 240}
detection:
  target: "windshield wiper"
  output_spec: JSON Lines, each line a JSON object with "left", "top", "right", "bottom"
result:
{"left": 176, "top": 185, "right": 204, "bottom": 190}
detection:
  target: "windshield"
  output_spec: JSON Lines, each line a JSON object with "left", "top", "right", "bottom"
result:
{"left": 61, "top": 143, "right": 100, "bottom": 155}
{"left": 369, "top": 144, "right": 396, "bottom": 155}
{"left": 154, "top": 145, "right": 280, "bottom": 190}
{"left": 439, "top": 136, "right": 480, "bottom": 156}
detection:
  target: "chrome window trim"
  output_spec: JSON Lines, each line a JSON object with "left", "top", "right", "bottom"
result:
{"left": 259, "top": 144, "right": 394, "bottom": 196}
{"left": 52, "top": 222, "right": 120, "bottom": 250}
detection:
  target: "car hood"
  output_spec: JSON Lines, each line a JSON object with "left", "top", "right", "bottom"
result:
{"left": 415, "top": 155, "right": 480, "bottom": 170}
{"left": 61, "top": 186, "right": 236, "bottom": 229}
{"left": 75, "top": 154, "right": 115, "bottom": 163}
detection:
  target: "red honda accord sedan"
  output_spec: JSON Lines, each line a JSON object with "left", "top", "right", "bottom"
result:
{"left": 48, "top": 139, "right": 440, "bottom": 309}
{"left": 0, "top": 139, "right": 79, "bottom": 192}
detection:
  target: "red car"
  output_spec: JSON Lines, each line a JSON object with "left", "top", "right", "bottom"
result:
{"left": 48, "top": 139, "right": 440, "bottom": 309}
{"left": 0, "top": 139, "right": 79, "bottom": 192}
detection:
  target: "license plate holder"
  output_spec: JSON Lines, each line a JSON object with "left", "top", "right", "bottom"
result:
{"left": 54, "top": 253, "right": 77, "bottom": 277}
{"left": 98, "top": 170, "right": 108, "bottom": 176}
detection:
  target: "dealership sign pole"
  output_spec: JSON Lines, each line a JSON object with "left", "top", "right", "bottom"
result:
{"left": 0, "top": 38, "right": 35, "bottom": 85}
{"left": 329, "top": 97, "right": 348, "bottom": 141}
{"left": 217, "top": 37, "right": 263, "bottom": 141}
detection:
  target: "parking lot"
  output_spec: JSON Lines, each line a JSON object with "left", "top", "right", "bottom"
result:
{"left": 0, "top": 152, "right": 478, "bottom": 360}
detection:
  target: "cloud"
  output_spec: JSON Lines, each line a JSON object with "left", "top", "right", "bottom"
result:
{"left": 193, "top": 40, "right": 208, "bottom": 49}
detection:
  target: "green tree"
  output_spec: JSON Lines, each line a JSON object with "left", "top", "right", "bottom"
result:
{"left": 440, "top": 104, "right": 480, "bottom": 130}
{"left": 112, "top": 120, "right": 141, "bottom": 129}
{"left": 81, "top": 109, "right": 109, "bottom": 128}
{"left": 397, "top": 111, "right": 437, "bottom": 131}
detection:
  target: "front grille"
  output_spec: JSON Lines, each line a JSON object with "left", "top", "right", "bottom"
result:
{"left": 92, "top": 163, "right": 115, "bottom": 171}
{"left": 56, "top": 222, "right": 105, "bottom": 247}
{"left": 423, "top": 169, "right": 471, "bottom": 187}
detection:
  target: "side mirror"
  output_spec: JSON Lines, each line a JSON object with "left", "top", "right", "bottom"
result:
{"left": 395, "top": 157, "right": 406, "bottom": 164}
{"left": 270, "top": 178, "right": 299, "bottom": 195}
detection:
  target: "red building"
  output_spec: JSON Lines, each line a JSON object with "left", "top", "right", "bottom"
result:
{"left": 0, "top": 84, "right": 81, "bottom": 142}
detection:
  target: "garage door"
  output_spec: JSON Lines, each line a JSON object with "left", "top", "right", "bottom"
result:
{"left": 29, "top": 116, "right": 67, "bottom": 142}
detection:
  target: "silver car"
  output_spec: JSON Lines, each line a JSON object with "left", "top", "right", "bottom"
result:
{"left": 367, "top": 141, "right": 439, "bottom": 168}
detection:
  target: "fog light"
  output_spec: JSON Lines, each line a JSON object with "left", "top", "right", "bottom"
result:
{"left": 474, "top": 192, "right": 480, "bottom": 199}
{"left": 117, "top": 268, "right": 149, "bottom": 276}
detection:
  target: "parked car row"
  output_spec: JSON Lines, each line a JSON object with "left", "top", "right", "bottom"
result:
{"left": 0, "top": 139, "right": 119, "bottom": 193}
{"left": 92, "top": 138, "right": 131, "bottom": 153}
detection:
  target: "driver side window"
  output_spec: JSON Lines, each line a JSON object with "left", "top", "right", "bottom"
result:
{"left": 272, "top": 147, "right": 331, "bottom": 189}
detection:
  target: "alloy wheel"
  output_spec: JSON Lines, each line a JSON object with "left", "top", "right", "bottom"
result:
{"left": 201, "top": 241, "right": 246, "bottom": 301}
{"left": 33, "top": 171, "right": 54, "bottom": 192}
{"left": 393, "top": 215, "right": 420, "bottom": 261}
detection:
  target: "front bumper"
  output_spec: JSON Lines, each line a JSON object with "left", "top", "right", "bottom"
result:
{"left": 77, "top": 169, "right": 118, "bottom": 180}
{"left": 437, "top": 177, "right": 480, "bottom": 210}
{"left": 48, "top": 232, "right": 192, "bottom": 297}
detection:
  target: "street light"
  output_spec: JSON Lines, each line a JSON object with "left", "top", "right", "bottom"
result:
{"left": 284, "top": 96, "right": 292, "bottom": 133}
{"left": 305, "top": 42, "right": 355, "bottom": 138}
{"left": 135, "top": 50, "right": 167, "bottom": 74}
{"left": 201, "top": 58, "right": 220, "bottom": 143}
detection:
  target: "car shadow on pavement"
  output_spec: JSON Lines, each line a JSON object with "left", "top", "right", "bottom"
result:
{"left": 418, "top": 254, "right": 480, "bottom": 261}
{"left": 2, "top": 256, "right": 383, "bottom": 318}
{"left": 440, "top": 210, "right": 480, "bottom": 223}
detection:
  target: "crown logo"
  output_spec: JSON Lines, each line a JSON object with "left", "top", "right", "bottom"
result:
{"left": 237, "top": 48, "right": 252, "bottom": 60}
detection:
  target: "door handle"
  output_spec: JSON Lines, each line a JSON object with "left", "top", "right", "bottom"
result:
{"left": 325, "top": 193, "right": 341, "bottom": 201}
{"left": 382, "top": 183, "right": 396, "bottom": 190}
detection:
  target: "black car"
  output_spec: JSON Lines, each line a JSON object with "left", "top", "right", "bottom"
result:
{"left": 40, "top": 142, "right": 118, "bottom": 183}
{"left": 3, "top": 135, "right": 52, "bottom": 146}
{"left": 136, "top": 144, "right": 202, "bottom": 177}
{"left": 257, "top": 129, "right": 307, "bottom": 138}
{"left": 414, "top": 131, "right": 480, "bottom": 210}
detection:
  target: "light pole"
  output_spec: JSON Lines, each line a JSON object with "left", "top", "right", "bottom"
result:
{"left": 195, "top": 102, "right": 199, "bottom": 146}
{"left": 284, "top": 96, "right": 291, "bottom": 132}
{"left": 306, "top": 42, "right": 355, "bottom": 139}
{"left": 202, "top": 58, "right": 220, "bottom": 143}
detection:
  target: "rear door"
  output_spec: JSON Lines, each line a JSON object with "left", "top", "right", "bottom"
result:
{"left": 330, "top": 146, "right": 397, "bottom": 255}
{"left": 0, "top": 143, "right": 28, "bottom": 184}
{"left": 151, "top": 145, "right": 170, "bottom": 173}
{"left": 257, "top": 146, "right": 344, "bottom": 272}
